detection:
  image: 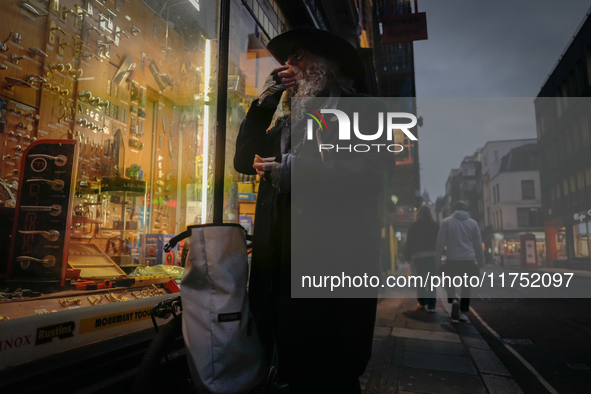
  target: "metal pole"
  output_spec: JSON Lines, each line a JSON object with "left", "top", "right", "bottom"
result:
{"left": 213, "top": 0, "right": 231, "bottom": 224}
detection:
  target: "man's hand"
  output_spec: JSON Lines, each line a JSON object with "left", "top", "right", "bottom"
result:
{"left": 273, "top": 65, "right": 296, "bottom": 88}
{"left": 258, "top": 66, "right": 296, "bottom": 105}
{"left": 253, "top": 156, "right": 276, "bottom": 178}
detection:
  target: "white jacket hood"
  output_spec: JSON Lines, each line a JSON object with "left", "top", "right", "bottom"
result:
{"left": 452, "top": 210, "right": 470, "bottom": 220}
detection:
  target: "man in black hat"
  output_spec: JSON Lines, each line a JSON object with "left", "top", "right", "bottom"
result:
{"left": 234, "top": 27, "right": 388, "bottom": 393}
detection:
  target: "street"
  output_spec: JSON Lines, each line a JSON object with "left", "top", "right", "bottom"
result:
{"left": 471, "top": 296, "right": 591, "bottom": 393}
{"left": 362, "top": 266, "right": 591, "bottom": 393}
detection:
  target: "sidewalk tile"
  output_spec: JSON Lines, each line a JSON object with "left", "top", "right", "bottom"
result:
{"left": 395, "top": 312, "right": 455, "bottom": 332}
{"left": 391, "top": 327, "right": 461, "bottom": 343}
{"left": 469, "top": 348, "right": 511, "bottom": 376}
{"left": 399, "top": 367, "right": 487, "bottom": 394}
{"left": 374, "top": 326, "right": 392, "bottom": 337}
{"left": 454, "top": 323, "right": 480, "bottom": 336}
{"left": 481, "top": 374, "right": 524, "bottom": 394}
{"left": 402, "top": 352, "right": 477, "bottom": 374}
{"left": 461, "top": 336, "right": 491, "bottom": 350}
{"left": 404, "top": 338, "right": 466, "bottom": 356}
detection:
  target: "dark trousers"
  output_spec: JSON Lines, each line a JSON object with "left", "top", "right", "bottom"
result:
{"left": 412, "top": 256, "right": 437, "bottom": 309}
{"left": 442, "top": 260, "right": 478, "bottom": 313}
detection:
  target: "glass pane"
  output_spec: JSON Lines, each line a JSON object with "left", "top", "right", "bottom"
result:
{"left": 0, "top": 0, "right": 220, "bottom": 289}
{"left": 574, "top": 222, "right": 590, "bottom": 257}
{"left": 225, "top": 0, "right": 280, "bottom": 230}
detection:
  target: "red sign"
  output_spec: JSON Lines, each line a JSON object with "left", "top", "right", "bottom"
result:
{"left": 381, "top": 12, "right": 428, "bottom": 43}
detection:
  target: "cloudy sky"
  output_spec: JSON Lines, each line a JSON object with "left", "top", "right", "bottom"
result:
{"left": 413, "top": 0, "right": 591, "bottom": 199}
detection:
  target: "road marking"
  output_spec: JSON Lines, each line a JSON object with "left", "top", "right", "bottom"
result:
{"left": 564, "top": 319, "right": 591, "bottom": 336}
{"left": 469, "top": 306, "right": 560, "bottom": 394}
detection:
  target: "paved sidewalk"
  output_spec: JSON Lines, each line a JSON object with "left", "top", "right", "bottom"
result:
{"left": 361, "top": 293, "right": 524, "bottom": 394}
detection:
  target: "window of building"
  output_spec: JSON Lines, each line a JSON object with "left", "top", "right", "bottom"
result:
{"left": 577, "top": 170, "right": 586, "bottom": 190}
{"left": 566, "top": 128, "right": 574, "bottom": 158}
{"left": 563, "top": 179, "right": 570, "bottom": 196}
{"left": 573, "top": 221, "right": 591, "bottom": 258}
{"left": 570, "top": 174, "right": 577, "bottom": 194}
{"left": 496, "top": 184, "right": 500, "bottom": 203}
{"left": 573, "top": 121, "right": 582, "bottom": 153}
{"left": 521, "top": 180, "right": 535, "bottom": 200}
{"left": 582, "top": 115, "right": 590, "bottom": 147}
{"left": 517, "top": 208, "right": 541, "bottom": 227}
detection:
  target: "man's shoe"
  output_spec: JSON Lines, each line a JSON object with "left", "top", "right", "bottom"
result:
{"left": 427, "top": 306, "right": 436, "bottom": 313}
{"left": 450, "top": 300, "right": 460, "bottom": 322}
{"left": 459, "top": 313, "right": 469, "bottom": 322}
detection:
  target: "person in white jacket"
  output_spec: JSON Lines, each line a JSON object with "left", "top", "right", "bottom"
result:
{"left": 435, "top": 200, "right": 484, "bottom": 322}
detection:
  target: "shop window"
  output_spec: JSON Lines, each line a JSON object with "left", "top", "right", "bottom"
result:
{"left": 517, "top": 208, "right": 541, "bottom": 227}
{"left": 226, "top": 0, "right": 281, "bottom": 232}
{"left": 0, "top": 0, "right": 223, "bottom": 285}
{"left": 521, "top": 180, "right": 535, "bottom": 200}
{"left": 557, "top": 228, "right": 568, "bottom": 259}
{"left": 573, "top": 222, "right": 591, "bottom": 258}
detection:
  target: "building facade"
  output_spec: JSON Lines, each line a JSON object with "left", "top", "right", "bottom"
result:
{"left": 536, "top": 11, "right": 591, "bottom": 269}
{"left": 488, "top": 144, "right": 544, "bottom": 266}
{"left": 439, "top": 140, "right": 543, "bottom": 266}
{"left": 479, "top": 139, "right": 537, "bottom": 264}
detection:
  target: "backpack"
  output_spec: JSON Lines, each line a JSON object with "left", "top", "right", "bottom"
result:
{"left": 165, "top": 224, "right": 266, "bottom": 393}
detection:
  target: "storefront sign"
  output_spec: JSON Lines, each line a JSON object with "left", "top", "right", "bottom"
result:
{"left": 381, "top": 12, "right": 428, "bottom": 44}
{"left": 573, "top": 209, "right": 591, "bottom": 222}
{"left": 524, "top": 239, "right": 537, "bottom": 266}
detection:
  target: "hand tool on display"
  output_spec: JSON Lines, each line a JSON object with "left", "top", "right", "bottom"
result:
{"left": 75, "top": 279, "right": 113, "bottom": 290}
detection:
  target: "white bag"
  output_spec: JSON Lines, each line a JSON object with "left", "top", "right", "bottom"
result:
{"left": 165, "top": 224, "right": 266, "bottom": 394}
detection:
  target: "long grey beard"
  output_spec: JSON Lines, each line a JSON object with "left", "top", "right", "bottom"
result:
{"left": 278, "top": 59, "right": 330, "bottom": 121}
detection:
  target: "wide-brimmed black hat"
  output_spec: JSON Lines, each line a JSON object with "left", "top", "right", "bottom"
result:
{"left": 267, "top": 27, "right": 366, "bottom": 91}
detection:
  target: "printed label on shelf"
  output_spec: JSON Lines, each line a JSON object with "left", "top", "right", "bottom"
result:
{"left": 79, "top": 307, "right": 153, "bottom": 334}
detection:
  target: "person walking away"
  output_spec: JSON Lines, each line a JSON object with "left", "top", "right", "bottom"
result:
{"left": 404, "top": 205, "right": 440, "bottom": 312}
{"left": 435, "top": 201, "right": 484, "bottom": 322}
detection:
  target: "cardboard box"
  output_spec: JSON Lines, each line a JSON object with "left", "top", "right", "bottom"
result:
{"left": 239, "top": 202, "right": 256, "bottom": 215}
{"left": 238, "top": 183, "right": 254, "bottom": 193}
{"left": 240, "top": 215, "right": 253, "bottom": 234}
{"left": 238, "top": 192, "right": 256, "bottom": 201}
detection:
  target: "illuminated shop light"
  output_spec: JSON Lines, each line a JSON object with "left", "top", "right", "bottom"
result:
{"left": 189, "top": 0, "right": 200, "bottom": 11}
{"left": 201, "top": 38, "right": 210, "bottom": 223}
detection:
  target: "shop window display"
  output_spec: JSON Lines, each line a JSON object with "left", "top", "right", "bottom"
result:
{"left": 573, "top": 221, "right": 591, "bottom": 258}
{"left": 0, "top": 0, "right": 221, "bottom": 290}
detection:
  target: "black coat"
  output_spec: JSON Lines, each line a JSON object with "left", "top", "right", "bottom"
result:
{"left": 404, "top": 220, "right": 440, "bottom": 262}
{"left": 234, "top": 89, "right": 392, "bottom": 382}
